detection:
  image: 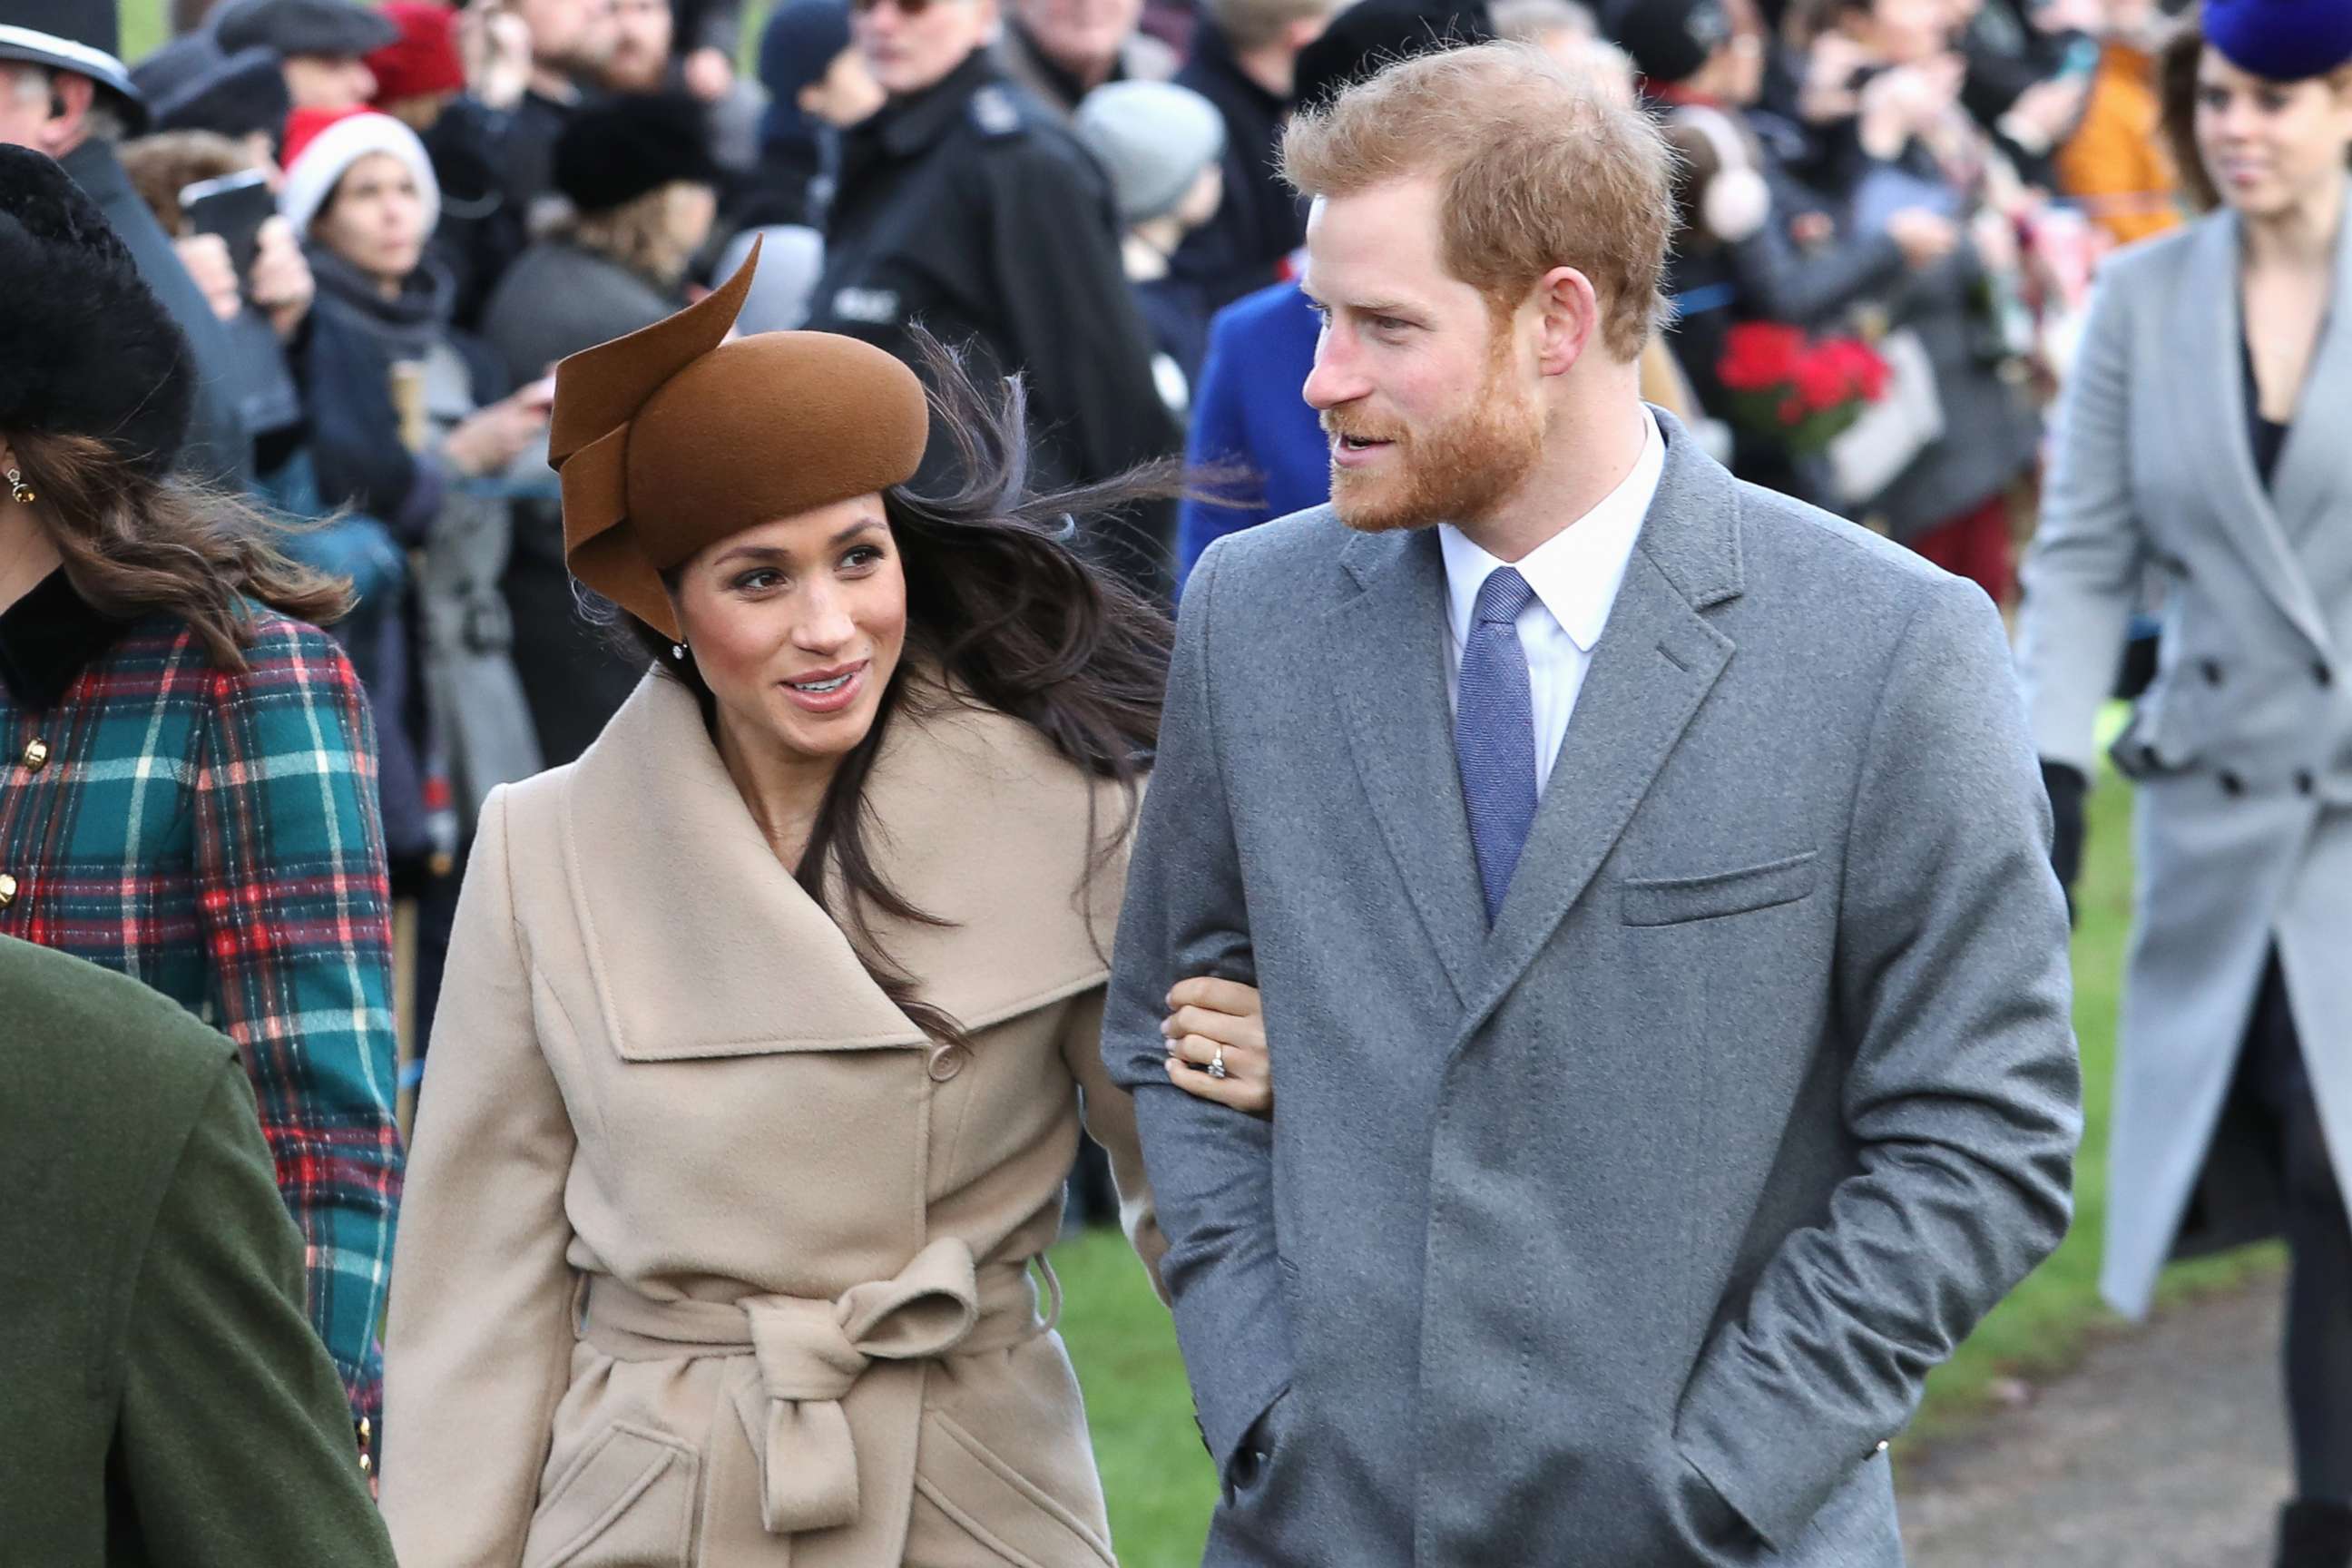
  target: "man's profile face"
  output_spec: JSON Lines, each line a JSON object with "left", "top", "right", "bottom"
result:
{"left": 1299, "top": 175, "right": 1546, "bottom": 534}
{"left": 281, "top": 53, "right": 378, "bottom": 111}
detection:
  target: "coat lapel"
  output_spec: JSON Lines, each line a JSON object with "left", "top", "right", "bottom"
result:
{"left": 1455, "top": 413, "right": 1740, "bottom": 1044}
{"left": 2266, "top": 183, "right": 2352, "bottom": 635}
{"left": 1322, "top": 526, "right": 1489, "bottom": 1004}
{"left": 2172, "top": 213, "right": 2334, "bottom": 654}
{"left": 561, "top": 673, "right": 1120, "bottom": 1060}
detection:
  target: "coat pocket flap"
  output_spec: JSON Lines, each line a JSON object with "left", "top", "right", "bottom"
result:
{"left": 1621, "top": 851, "right": 1819, "bottom": 927}
{"left": 915, "top": 1408, "right": 1117, "bottom": 1567}
{"left": 523, "top": 1422, "right": 697, "bottom": 1568}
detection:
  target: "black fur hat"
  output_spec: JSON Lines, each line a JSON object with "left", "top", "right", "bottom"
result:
{"left": 0, "top": 146, "right": 194, "bottom": 480}
{"left": 553, "top": 94, "right": 725, "bottom": 216}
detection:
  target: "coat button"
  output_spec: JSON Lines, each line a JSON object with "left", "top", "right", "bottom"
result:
{"left": 926, "top": 1044, "right": 966, "bottom": 1083}
{"left": 0, "top": 873, "right": 15, "bottom": 908}
{"left": 2318, "top": 662, "right": 2336, "bottom": 689}
{"left": 2201, "top": 659, "right": 2224, "bottom": 686}
{"left": 2219, "top": 769, "right": 2247, "bottom": 797}
{"left": 21, "top": 737, "right": 47, "bottom": 770}
{"left": 2297, "top": 770, "right": 2317, "bottom": 796}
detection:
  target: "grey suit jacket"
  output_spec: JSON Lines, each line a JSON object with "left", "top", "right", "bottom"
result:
{"left": 1105, "top": 411, "right": 2081, "bottom": 1566}
{"left": 2014, "top": 203, "right": 2352, "bottom": 1318}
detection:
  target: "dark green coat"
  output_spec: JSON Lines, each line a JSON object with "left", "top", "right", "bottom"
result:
{"left": 0, "top": 936, "right": 397, "bottom": 1568}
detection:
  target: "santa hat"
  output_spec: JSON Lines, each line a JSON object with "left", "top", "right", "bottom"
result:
{"left": 278, "top": 105, "right": 441, "bottom": 241}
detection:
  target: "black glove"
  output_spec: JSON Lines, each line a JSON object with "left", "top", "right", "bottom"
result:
{"left": 2041, "top": 759, "right": 2087, "bottom": 925}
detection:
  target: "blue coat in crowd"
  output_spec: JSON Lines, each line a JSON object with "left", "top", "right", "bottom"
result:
{"left": 1176, "top": 279, "right": 1327, "bottom": 589}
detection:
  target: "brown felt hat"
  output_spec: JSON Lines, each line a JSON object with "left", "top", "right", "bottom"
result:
{"left": 549, "top": 239, "right": 930, "bottom": 641}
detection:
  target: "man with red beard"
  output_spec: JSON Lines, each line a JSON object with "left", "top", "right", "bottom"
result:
{"left": 1102, "top": 39, "right": 2081, "bottom": 1568}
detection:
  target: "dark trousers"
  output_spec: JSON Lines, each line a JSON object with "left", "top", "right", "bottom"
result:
{"left": 2243, "top": 950, "right": 2352, "bottom": 1504}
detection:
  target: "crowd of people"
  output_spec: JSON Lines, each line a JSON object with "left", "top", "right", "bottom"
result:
{"left": 5, "top": 0, "right": 2352, "bottom": 1562}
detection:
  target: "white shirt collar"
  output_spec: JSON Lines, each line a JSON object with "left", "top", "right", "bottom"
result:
{"left": 1438, "top": 407, "right": 1667, "bottom": 654}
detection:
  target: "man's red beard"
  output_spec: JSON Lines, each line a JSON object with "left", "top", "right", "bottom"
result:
{"left": 1320, "top": 335, "right": 1547, "bottom": 534}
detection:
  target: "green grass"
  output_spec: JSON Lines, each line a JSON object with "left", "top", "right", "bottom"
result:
{"left": 122, "top": 1, "right": 166, "bottom": 69}
{"left": 1049, "top": 746, "right": 2280, "bottom": 1564}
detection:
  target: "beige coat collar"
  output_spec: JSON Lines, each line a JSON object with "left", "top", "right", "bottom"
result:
{"left": 559, "top": 671, "right": 1125, "bottom": 1060}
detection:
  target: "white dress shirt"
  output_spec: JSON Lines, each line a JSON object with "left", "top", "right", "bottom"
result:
{"left": 1439, "top": 408, "right": 1667, "bottom": 798}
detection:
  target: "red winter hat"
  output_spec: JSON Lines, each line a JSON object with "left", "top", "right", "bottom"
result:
{"left": 281, "top": 103, "right": 364, "bottom": 172}
{"left": 368, "top": 1, "right": 466, "bottom": 104}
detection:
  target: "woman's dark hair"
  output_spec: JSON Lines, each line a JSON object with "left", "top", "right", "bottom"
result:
{"left": 2159, "top": 16, "right": 2224, "bottom": 214}
{"left": 11, "top": 429, "right": 353, "bottom": 669}
{"left": 601, "top": 331, "right": 1180, "bottom": 1047}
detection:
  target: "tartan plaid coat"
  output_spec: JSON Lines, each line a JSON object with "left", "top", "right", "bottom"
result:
{"left": 0, "top": 582, "right": 400, "bottom": 1426}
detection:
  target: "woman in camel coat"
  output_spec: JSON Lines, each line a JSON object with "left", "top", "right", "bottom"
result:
{"left": 380, "top": 247, "right": 1188, "bottom": 1567}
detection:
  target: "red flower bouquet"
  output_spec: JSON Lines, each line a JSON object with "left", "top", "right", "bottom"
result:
{"left": 1716, "top": 323, "right": 1889, "bottom": 456}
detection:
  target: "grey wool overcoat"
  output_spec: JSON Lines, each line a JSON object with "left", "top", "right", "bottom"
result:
{"left": 1105, "top": 409, "right": 2082, "bottom": 1566}
{"left": 2015, "top": 199, "right": 2352, "bottom": 1318}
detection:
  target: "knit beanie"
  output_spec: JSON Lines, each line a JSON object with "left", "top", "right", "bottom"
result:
{"left": 368, "top": 1, "right": 467, "bottom": 104}
{"left": 1602, "top": 0, "right": 1730, "bottom": 86}
{"left": 279, "top": 105, "right": 442, "bottom": 240}
{"left": 553, "top": 95, "right": 725, "bottom": 216}
{"left": 759, "top": 0, "right": 857, "bottom": 151}
{"left": 1074, "top": 81, "right": 1227, "bottom": 225}
{"left": 1292, "top": 0, "right": 1497, "bottom": 109}
{"left": 2203, "top": 0, "right": 2352, "bottom": 81}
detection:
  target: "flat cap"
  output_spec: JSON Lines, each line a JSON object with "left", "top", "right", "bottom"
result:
{"left": 213, "top": 0, "right": 401, "bottom": 60}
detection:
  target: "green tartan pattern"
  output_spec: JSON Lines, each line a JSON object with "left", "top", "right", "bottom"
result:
{"left": 0, "top": 608, "right": 400, "bottom": 1423}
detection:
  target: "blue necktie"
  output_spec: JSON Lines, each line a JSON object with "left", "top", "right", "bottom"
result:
{"left": 1456, "top": 566, "right": 1538, "bottom": 926}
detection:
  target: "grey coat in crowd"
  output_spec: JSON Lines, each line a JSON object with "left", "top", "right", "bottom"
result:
{"left": 480, "top": 239, "right": 676, "bottom": 768}
{"left": 1106, "top": 410, "right": 2081, "bottom": 1565}
{"left": 1869, "top": 243, "right": 2041, "bottom": 538}
{"left": 62, "top": 139, "right": 255, "bottom": 490}
{"left": 2016, "top": 201, "right": 2352, "bottom": 1319}
{"left": 409, "top": 339, "right": 544, "bottom": 836}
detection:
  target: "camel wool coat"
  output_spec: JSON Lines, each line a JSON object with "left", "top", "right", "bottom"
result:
{"left": 380, "top": 671, "right": 1166, "bottom": 1568}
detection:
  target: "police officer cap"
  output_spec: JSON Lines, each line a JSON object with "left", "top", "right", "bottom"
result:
{"left": 549, "top": 240, "right": 930, "bottom": 642}
{"left": 213, "top": 0, "right": 401, "bottom": 61}
{"left": 2204, "top": 0, "right": 2352, "bottom": 82}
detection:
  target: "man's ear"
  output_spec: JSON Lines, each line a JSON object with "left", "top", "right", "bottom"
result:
{"left": 40, "top": 72, "right": 93, "bottom": 158}
{"left": 1531, "top": 265, "right": 1602, "bottom": 377}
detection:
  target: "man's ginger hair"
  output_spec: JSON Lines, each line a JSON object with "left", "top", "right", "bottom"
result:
{"left": 1281, "top": 40, "right": 1677, "bottom": 361}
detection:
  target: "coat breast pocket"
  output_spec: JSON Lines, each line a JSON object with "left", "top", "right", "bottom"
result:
{"left": 1620, "top": 851, "right": 1819, "bottom": 927}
